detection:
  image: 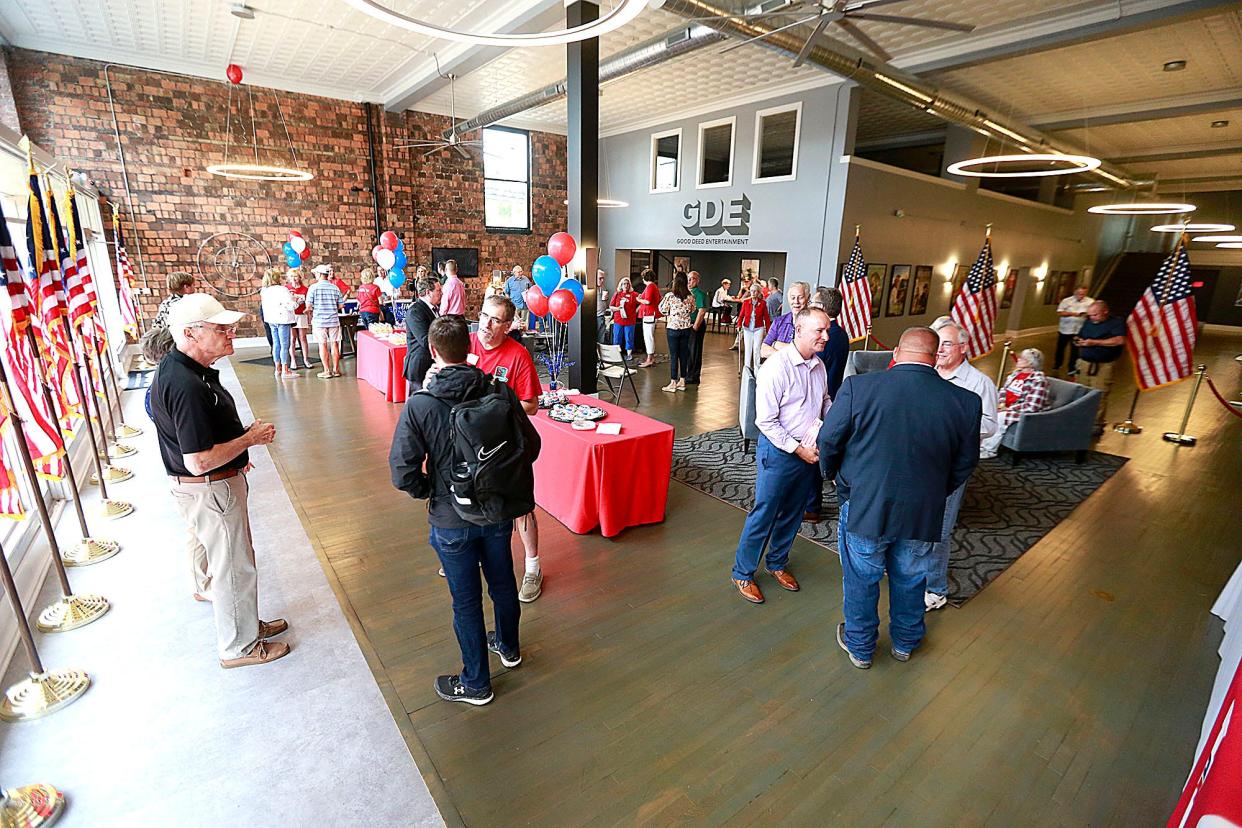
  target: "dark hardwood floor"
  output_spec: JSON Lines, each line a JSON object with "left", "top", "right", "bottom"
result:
{"left": 234, "top": 325, "right": 1242, "bottom": 827}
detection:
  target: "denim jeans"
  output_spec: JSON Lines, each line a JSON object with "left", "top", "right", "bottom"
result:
{"left": 925, "top": 482, "right": 966, "bottom": 597}
{"left": 667, "top": 328, "right": 692, "bottom": 380}
{"left": 428, "top": 520, "right": 520, "bottom": 692}
{"left": 359, "top": 311, "right": 379, "bottom": 327}
{"left": 838, "top": 500, "right": 933, "bottom": 660}
{"left": 271, "top": 323, "right": 292, "bottom": 370}
{"left": 732, "top": 435, "right": 816, "bottom": 581}
{"left": 612, "top": 323, "right": 635, "bottom": 353}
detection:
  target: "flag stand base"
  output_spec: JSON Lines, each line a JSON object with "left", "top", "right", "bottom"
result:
{"left": 88, "top": 465, "right": 132, "bottom": 485}
{"left": 0, "top": 783, "right": 66, "bottom": 827}
{"left": 114, "top": 423, "right": 143, "bottom": 439}
{"left": 1112, "top": 420, "right": 1142, "bottom": 434}
{"left": 1161, "top": 432, "right": 1197, "bottom": 446}
{"left": 62, "top": 538, "right": 120, "bottom": 567}
{"left": 99, "top": 500, "right": 133, "bottom": 520}
{"left": 0, "top": 669, "right": 90, "bottom": 721}
{"left": 36, "top": 594, "right": 110, "bottom": 633}
{"left": 1160, "top": 365, "right": 1206, "bottom": 448}
{"left": 104, "top": 443, "right": 136, "bottom": 459}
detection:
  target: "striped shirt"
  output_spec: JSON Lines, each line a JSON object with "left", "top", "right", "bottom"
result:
{"left": 305, "top": 280, "right": 342, "bottom": 327}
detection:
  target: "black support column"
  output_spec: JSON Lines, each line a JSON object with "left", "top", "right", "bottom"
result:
{"left": 566, "top": 0, "right": 598, "bottom": 393}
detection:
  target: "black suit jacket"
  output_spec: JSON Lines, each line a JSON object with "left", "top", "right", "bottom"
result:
{"left": 403, "top": 299, "right": 437, "bottom": 384}
{"left": 817, "top": 362, "right": 981, "bottom": 542}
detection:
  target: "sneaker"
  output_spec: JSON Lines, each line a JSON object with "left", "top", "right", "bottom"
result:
{"left": 220, "top": 640, "right": 291, "bottom": 669}
{"left": 486, "top": 631, "right": 522, "bottom": 668}
{"left": 836, "top": 622, "right": 871, "bottom": 669}
{"left": 434, "top": 674, "right": 493, "bottom": 706}
{"left": 676, "top": 379, "right": 686, "bottom": 391}
{"left": 519, "top": 571, "right": 542, "bottom": 603}
{"left": 891, "top": 647, "right": 911, "bottom": 662}
{"left": 661, "top": 381, "right": 678, "bottom": 393}
{"left": 924, "top": 591, "right": 947, "bottom": 612}
{"left": 438, "top": 567, "right": 445, "bottom": 577}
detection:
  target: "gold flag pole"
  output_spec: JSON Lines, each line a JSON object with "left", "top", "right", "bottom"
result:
{"left": 994, "top": 339, "right": 1012, "bottom": 388}
{"left": 0, "top": 784, "right": 67, "bottom": 826}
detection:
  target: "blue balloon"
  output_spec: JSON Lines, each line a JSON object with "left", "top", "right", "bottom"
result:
{"left": 532, "top": 255, "right": 562, "bottom": 295}
{"left": 285, "top": 252, "right": 301, "bottom": 267}
{"left": 282, "top": 241, "right": 296, "bottom": 256}
{"left": 395, "top": 238, "right": 405, "bottom": 253}
{"left": 388, "top": 268, "right": 406, "bottom": 290}
{"left": 559, "top": 277, "right": 584, "bottom": 304}
{"left": 392, "top": 249, "right": 407, "bottom": 270}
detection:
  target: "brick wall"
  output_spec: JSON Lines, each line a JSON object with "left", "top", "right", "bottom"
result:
{"left": 6, "top": 47, "right": 567, "bottom": 336}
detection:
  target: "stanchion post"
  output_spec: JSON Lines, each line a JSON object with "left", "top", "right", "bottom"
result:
{"left": 994, "top": 340, "right": 1012, "bottom": 389}
{"left": 1162, "top": 364, "right": 1208, "bottom": 446}
{"left": 1113, "top": 389, "right": 1143, "bottom": 434}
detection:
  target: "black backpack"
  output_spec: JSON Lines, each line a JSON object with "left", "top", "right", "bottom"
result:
{"left": 430, "top": 378, "right": 539, "bottom": 526}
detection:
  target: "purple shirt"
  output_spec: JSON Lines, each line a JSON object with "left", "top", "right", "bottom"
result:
{"left": 440, "top": 275, "right": 466, "bottom": 316}
{"left": 756, "top": 343, "right": 831, "bottom": 453}
{"left": 763, "top": 311, "right": 795, "bottom": 347}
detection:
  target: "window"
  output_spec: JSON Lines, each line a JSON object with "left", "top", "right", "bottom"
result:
{"left": 483, "top": 126, "right": 530, "bottom": 231}
{"left": 697, "top": 116, "right": 735, "bottom": 189}
{"left": 649, "top": 128, "right": 681, "bottom": 193}
{"left": 753, "top": 102, "right": 801, "bottom": 183}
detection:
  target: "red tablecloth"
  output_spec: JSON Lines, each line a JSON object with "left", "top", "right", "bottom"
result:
{"left": 356, "top": 330, "right": 407, "bottom": 403}
{"left": 530, "top": 396, "right": 674, "bottom": 538}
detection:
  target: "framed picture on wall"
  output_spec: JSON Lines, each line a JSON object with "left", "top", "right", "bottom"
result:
{"left": 865, "top": 263, "right": 886, "bottom": 317}
{"left": 950, "top": 262, "right": 969, "bottom": 304}
{"left": 740, "top": 258, "right": 760, "bottom": 282}
{"left": 1042, "top": 272, "right": 1058, "bottom": 304}
{"left": 1056, "top": 270, "right": 1078, "bottom": 303}
{"left": 886, "top": 265, "right": 911, "bottom": 317}
{"left": 909, "top": 265, "right": 932, "bottom": 316}
{"left": 673, "top": 255, "right": 691, "bottom": 274}
{"left": 1000, "top": 268, "right": 1018, "bottom": 309}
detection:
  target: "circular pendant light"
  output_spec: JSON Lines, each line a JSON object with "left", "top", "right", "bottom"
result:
{"left": 563, "top": 198, "right": 629, "bottom": 208}
{"left": 1087, "top": 202, "right": 1196, "bottom": 216}
{"left": 206, "top": 163, "right": 315, "bottom": 181}
{"left": 340, "top": 0, "right": 647, "bottom": 47}
{"left": 1190, "top": 233, "right": 1241, "bottom": 242}
{"left": 946, "top": 153, "right": 1101, "bottom": 178}
{"left": 1150, "top": 222, "right": 1233, "bottom": 233}
{"left": 1215, "top": 242, "right": 1242, "bottom": 249}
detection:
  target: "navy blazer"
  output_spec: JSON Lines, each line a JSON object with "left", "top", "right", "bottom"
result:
{"left": 817, "top": 362, "right": 981, "bottom": 542}
{"left": 403, "top": 299, "right": 437, "bottom": 384}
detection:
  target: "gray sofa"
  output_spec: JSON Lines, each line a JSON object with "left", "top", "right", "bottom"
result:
{"left": 739, "top": 365, "right": 760, "bottom": 452}
{"left": 843, "top": 350, "right": 894, "bottom": 378}
{"left": 1001, "top": 377, "right": 1101, "bottom": 463}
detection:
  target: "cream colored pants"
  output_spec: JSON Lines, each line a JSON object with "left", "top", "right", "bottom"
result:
{"left": 170, "top": 474, "right": 259, "bottom": 660}
{"left": 1075, "top": 359, "right": 1115, "bottom": 428}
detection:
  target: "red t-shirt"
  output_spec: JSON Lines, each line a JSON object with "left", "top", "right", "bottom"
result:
{"left": 356, "top": 283, "right": 382, "bottom": 314}
{"left": 468, "top": 333, "right": 541, "bottom": 403}
{"left": 291, "top": 284, "right": 308, "bottom": 315}
{"left": 611, "top": 290, "right": 638, "bottom": 325}
{"left": 638, "top": 283, "right": 661, "bottom": 318}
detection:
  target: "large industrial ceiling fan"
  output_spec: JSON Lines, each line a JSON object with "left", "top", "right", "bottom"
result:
{"left": 392, "top": 58, "right": 482, "bottom": 159}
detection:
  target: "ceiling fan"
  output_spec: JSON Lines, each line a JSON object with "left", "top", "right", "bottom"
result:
{"left": 713, "top": 0, "right": 975, "bottom": 64}
{"left": 392, "top": 57, "right": 482, "bottom": 160}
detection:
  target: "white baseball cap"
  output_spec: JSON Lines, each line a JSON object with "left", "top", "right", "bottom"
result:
{"left": 312, "top": 264, "right": 333, "bottom": 275}
{"left": 166, "top": 293, "right": 245, "bottom": 329}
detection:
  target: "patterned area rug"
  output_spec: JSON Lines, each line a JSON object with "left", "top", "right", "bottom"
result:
{"left": 671, "top": 426, "right": 1128, "bottom": 604}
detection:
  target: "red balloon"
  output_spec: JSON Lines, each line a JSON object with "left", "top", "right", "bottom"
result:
{"left": 524, "top": 285, "right": 549, "bottom": 317}
{"left": 371, "top": 245, "right": 384, "bottom": 262}
{"left": 548, "top": 288, "right": 578, "bottom": 323}
{"left": 379, "top": 231, "right": 399, "bottom": 251}
{"left": 289, "top": 230, "right": 303, "bottom": 239}
{"left": 226, "top": 64, "right": 243, "bottom": 85}
{"left": 547, "top": 232, "right": 577, "bottom": 267}
{"left": 299, "top": 246, "right": 310, "bottom": 261}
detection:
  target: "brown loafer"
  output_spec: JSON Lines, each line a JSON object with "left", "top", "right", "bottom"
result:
{"left": 732, "top": 578, "right": 764, "bottom": 604}
{"left": 220, "top": 640, "right": 291, "bottom": 669}
{"left": 767, "top": 568, "right": 800, "bottom": 592}
{"left": 259, "top": 618, "right": 288, "bottom": 639}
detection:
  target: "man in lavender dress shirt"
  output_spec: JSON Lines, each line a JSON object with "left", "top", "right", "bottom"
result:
{"left": 731, "top": 307, "right": 832, "bottom": 604}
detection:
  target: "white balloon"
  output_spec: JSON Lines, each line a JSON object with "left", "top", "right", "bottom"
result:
{"left": 289, "top": 236, "right": 307, "bottom": 254}
{"left": 375, "top": 249, "right": 396, "bottom": 271}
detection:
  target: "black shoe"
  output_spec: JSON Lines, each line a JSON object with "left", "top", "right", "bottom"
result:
{"left": 434, "top": 674, "right": 494, "bottom": 706}
{"left": 486, "top": 631, "right": 522, "bottom": 668}
{"left": 836, "top": 622, "right": 871, "bottom": 669}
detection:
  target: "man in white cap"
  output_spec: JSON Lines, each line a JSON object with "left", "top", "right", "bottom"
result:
{"left": 150, "top": 294, "right": 290, "bottom": 668}
{"left": 308, "top": 264, "right": 343, "bottom": 378}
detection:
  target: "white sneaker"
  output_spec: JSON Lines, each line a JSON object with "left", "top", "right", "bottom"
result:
{"left": 661, "top": 382, "right": 677, "bottom": 393}
{"left": 925, "top": 591, "right": 947, "bottom": 612}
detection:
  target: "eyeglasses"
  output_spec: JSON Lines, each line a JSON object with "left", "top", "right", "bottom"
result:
{"left": 479, "top": 311, "right": 513, "bottom": 327}
{"left": 193, "top": 322, "right": 238, "bottom": 336}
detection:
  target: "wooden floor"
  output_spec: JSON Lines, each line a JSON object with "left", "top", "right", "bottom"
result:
{"left": 234, "top": 326, "right": 1242, "bottom": 827}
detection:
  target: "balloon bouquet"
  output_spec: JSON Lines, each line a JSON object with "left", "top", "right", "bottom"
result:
{"left": 525, "top": 232, "right": 583, "bottom": 389}
{"left": 371, "top": 230, "right": 408, "bottom": 291}
{"left": 282, "top": 231, "right": 310, "bottom": 268}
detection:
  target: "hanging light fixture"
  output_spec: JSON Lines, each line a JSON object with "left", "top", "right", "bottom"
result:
{"left": 946, "top": 153, "right": 1101, "bottom": 178}
{"left": 1214, "top": 242, "right": 1242, "bottom": 248}
{"left": 1150, "top": 222, "right": 1232, "bottom": 232}
{"left": 1087, "top": 202, "right": 1197, "bottom": 216}
{"left": 208, "top": 76, "right": 313, "bottom": 181}
{"left": 1190, "top": 233, "right": 1242, "bottom": 242}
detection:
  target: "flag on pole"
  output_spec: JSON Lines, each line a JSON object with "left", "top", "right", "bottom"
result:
{"left": 113, "top": 206, "right": 139, "bottom": 339}
{"left": 0, "top": 433, "right": 25, "bottom": 520}
{"left": 1126, "top": 235, "right": 1197, "bottom": 391}
{"left": 65, "top": 186, "right": 108, "bottom": 354}
{"left": 0, "top": 203, "right": 66, "bottom": 481}
{"left": 949, "top": 234, "right": 998, "bottom": 359}
{"left": 839, "top": 234, "right": 871, "bottom": 342}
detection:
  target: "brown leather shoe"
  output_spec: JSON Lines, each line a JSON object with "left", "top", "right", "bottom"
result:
{"left": 220, "top": 640, "right": 291, "bottom": 669}
{"left": 732, "top": 578, "right": 764, "bottom": 604}
{"left": 803, "top": 512, "right": 821, "bottom": 524}
{"left": 767, "top": 568, "right": 800, "bottom": 591}
{"left": 259, "top": 618, "right": 288, "bottom": 639}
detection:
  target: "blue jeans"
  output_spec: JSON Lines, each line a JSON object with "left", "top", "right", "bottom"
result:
{"left": 612, "top": 323, "right": 635, "bottom": 353}
{"left": 428, "top": 521, "right": 520, "bottom": 692}
{"left": 838, "top": 500, "right": 933, "bottom": 660}
{"left": 805, "top": 466, "right": 824, "bottom": 516}
{"left": 271, "top": 323, "right": 292, "bottom": 370}
{"left": 359, "top": 311, "right": 379, "bottom": 327}
{"left": 925, "top": 482, "right": 967, "bottom": 597}
{"left": 667, "top": 328, "right": 691, "bottom": 380}
{"left": 731, "top": 435, "right": 816, "bottom": 581}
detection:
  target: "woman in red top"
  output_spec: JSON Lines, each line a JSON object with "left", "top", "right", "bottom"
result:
{"left": 285, "top": 268, "right": 314, "bottom": 370}
{"left": 635, "top": 268, "right": 662, "bottom": 368}
{"left": 982, "top": 347, "right": 1050, "bottom": 459}
{"left": 356, "top": 268, "right": 383, "bottom": 327}
{"left": 609, "top": 276, "right": 639, "bottom": 355}
{"left": 736, "top": 282, "right": 771, "bottom": 376}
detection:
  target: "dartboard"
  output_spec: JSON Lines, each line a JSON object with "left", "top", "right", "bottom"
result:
{"left": 196, "top": 232, "right": 271, "bottom": 298}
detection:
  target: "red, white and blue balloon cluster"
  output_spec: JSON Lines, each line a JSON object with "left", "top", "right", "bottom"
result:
{"left": 526, "top": 232, "right": 582, "bottom": 323}
{"left": 371, "top": 230, "right": 408, "bottom": 289}
{"left": 282, "top": 231, "right": 310, "bottom": 268}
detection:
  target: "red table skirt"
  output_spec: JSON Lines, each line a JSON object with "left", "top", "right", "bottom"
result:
{"left": 530, "top": 396, "right": 673, "bottom": 538}
{"left": 356, "top": 330, "right": 407, "bottom": 403}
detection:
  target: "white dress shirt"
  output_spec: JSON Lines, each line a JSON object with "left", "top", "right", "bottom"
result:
{"left": 755, "top": 344, "right": 832, "bottom": 453}
{"left": 941, "top": 359, "right": 999, "bottom": 439}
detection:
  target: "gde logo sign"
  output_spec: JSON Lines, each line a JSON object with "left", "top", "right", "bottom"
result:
{"left": 677, "top": 194, "right": 751, "bottom": 245}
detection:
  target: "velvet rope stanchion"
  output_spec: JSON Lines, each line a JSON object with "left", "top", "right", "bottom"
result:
{"left": 0, "top": 784, "right": 66, "bottom": 827}
{"left": 1205, "top": 374, "right": 1242, "bottom": 419}
{"left": 1162, "top": 364, "right": 1207, "bottom": 446}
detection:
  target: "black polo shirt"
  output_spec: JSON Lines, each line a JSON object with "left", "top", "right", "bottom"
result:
{"left": 150, "top": 348, "right": 248, "bottom": 477}
{"left": 1077, "top": 316, "right": 1127, "bottom": 363}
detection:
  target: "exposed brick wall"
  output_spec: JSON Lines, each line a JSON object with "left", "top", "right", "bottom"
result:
{"left": 7, "top": 48, "right": 567, "bottom": 336}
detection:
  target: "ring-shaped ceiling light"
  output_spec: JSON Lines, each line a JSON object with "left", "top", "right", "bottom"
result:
{"left": 1215, "top": 242, "right": 1242, "bottom": 249}
{"left": 206, "top": 163, "right": 315, "bottom": 181}
{"left": 340, "top": 0, "right": 647, "bottom": 47}
{"left": 946, "top": 153, "right": 1101, "bottom": 178}
{"left": 563, "top": 198, "right": 629, "bottom": 208}
{"left": 1190, "top": 233, "right": 1242, "bottom": 242}
{"left": 1088, "top": 202, "right": 1196, "bottom": 216}
{"left": 1150, "top": 223, "right": 1233, "bottom": 233}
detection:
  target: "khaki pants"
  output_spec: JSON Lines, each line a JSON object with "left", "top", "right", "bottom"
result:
{"left": 1075, "top": 359, "right": 1115, "bottom": 428}
{"left": 170, "top": 475, "right": 259, "bottom": 660}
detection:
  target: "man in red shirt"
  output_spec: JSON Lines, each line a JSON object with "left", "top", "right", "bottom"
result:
{"left": 468, "top": 294, "right": 544, "bottom": 602}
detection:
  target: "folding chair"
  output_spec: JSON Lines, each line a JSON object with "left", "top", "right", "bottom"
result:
{"left": 597, "top": 343, "right": 640, "bottom": 406}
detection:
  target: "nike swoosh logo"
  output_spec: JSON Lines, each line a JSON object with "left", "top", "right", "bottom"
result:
{"left": 477, "top": 441, "right": 508, "bottom": 462}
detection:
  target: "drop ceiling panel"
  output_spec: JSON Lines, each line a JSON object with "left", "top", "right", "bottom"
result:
{"left": 1052, "top": 108, "right": 1242, "bottom": 158}
{"left": 855, "top": 89, "right": 945, "bottom": 143}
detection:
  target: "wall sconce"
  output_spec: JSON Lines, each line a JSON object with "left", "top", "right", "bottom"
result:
{"left": 1032, "top": 264, "right": 1048, "bottom": 282}
{"left": 941, "top": 259, "right": 957, "bottom": 282}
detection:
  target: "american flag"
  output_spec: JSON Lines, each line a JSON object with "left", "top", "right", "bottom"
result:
{"left": 950, "top": 236, "right": 998, "bottom": 359}
{"left": 0, "top": 204, "right": 66, "bottom": 481}
{"left": 113, "top": 208, "right": 140, "bottom": 339}
{"left": 1127, "top": 236, "right": 1197, "bottom": 390}
{"left": 839, "top": 236, "right": 871, "bottom": 342}
{"left": 0, "top": 425, "right": 25, "bottom": 520}
{"left": 66, "top": 189, "right": 109, "bottom": 354}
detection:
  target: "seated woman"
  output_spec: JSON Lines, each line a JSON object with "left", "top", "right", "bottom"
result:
{"left": 982, "top": 348, "right": 1050, "bottom": 459}
{"left": 711, "top": 279, "right": 733, "bottom": 324}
